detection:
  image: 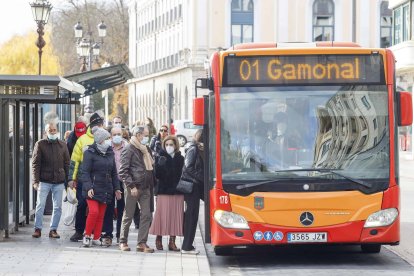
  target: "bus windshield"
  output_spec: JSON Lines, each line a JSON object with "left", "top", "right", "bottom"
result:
{"left": 220, "top": 85, "right": 389, "bottom": 192}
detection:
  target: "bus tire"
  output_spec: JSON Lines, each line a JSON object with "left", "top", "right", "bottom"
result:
{"left": 214, "top": 246, "right": 233, "bottom": 256}
{"left": 361, "top": 244, "right": 381, "bottom": 253}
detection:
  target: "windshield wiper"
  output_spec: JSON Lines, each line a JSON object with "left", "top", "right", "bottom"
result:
{"left": 273, "top": 168, "right": 372, "bottom": 189}
{"left": 236, "top": 179, "right": 281, "bottom": 190}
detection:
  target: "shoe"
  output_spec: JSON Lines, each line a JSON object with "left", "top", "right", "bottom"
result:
{"left": 137, "top": 243, "right": 154, "bottom": 253}
{"left": 32, "top": 229, "right": 41, "bottom": 238}
{"left": 116, "top": 237, "right": 120, "bottom": 244}
{"left": 70, "top": 231, "right": 83, "bottom": 242}
{"left": 168, "top": 236, "right": 180, "bottom": 252}
{"left": 91, "top": 239, "right": 102, "bottom": 246}
{"left": 155, "top": 235, "right": 163, "bottom": 250}
{"left": 181, "top": 248, "right": 200, "bottom": 255}
{"left": 102, "top": 237, "right": 112, "bottom": 247}
{"left": 134, "top": 224, "right": 139, "bottom": 229}
{"left": 82, "top": 236, "right": 92, "bottom": 247}
{"left": 119, "top": 242, "right": 131, "bottom": 251}
{"left": 49, "top": 230, "right": 60, "bottom": 239}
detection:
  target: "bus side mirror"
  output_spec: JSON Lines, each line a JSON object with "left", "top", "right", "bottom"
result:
{"left": 193, "top": 97, "right": 205, "bottom": 125}
{"left": 398, "top": 91, "right": 413, "bottom": 126}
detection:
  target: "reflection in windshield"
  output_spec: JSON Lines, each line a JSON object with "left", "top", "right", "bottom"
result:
{"left": 220, "top": 85, "right": 389, "bottom": 182}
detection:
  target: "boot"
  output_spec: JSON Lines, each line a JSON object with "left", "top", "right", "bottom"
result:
{"left": 168, "top": 236, "right": 180, "bottom": 252}
{"left": 155, "top": 235, "right": 163, "bottom": 250}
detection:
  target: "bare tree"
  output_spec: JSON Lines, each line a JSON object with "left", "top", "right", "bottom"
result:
{"left": 50, "top": 0, "right": 128, "bottom": 74}
{"left": 50, "top": 0, "right": 129, "bottom": 121}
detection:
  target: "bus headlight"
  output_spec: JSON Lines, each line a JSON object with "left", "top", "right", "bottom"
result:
{"left": 214, "top": 210, "right": 250, "bottom": 229}
{"left": 364, "top": 208, "right": 398, "bottom": 228}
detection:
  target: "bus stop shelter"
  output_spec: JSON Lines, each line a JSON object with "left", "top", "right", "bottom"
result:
{"left": 0, "top": 75, "right": 84, "bottom": 240}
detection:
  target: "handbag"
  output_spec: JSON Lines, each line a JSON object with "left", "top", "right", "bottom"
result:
{"left": 176, "top": 179, "right": 193, "bottom": 194}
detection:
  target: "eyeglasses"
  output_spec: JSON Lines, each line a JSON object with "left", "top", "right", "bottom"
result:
{"left": 159, "top": 129, "right": 168, "bottom": 133}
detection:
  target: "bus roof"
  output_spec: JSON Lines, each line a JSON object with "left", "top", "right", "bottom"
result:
{"left": 229, "top": 42, "right": 361, "bottom": 51}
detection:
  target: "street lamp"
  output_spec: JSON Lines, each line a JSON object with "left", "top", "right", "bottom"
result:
{"left": 30, "top": 0, "right": 53, "bottom": 75}
{"left": 74, "top": 21, "right": 107, "bottom": 72}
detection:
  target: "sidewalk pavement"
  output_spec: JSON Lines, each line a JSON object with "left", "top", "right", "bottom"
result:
{"left": 0, "top": 211, "right": 210, "bottom": 275}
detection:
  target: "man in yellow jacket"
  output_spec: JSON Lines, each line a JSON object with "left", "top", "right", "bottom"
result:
{"left": 69, "top": 112, "right": 104, "bottom": 242}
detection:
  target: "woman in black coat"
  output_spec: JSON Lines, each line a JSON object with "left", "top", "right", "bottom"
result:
{"left": 149, "top": 135, "right": 184, "bottom": 251}
{"left": 180, "top": 129, "right": 204, "bottom": 254}
{"left": 80, "top": 127, "right": 121, "bottom": 247}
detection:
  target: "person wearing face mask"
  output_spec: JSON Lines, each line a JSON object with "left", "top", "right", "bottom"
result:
{"left": 100, "top": 126, "right": 129, "bottom": 245}
{"left": 80, "top": 127, "right": 122, "bottom": 247}
{"left": 31, "top": 123, "right": 70, "bottom": 239}
{"left": 68, "top": 112, "right": 105, "bottom": 242}
{"left": 149, "top": 136, "right": 184, "bottom": 251}
{"left": 118, "top": 125, "right": 155, "bottom": 253}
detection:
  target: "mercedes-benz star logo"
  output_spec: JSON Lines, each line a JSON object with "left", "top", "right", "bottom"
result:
{"left": 300, "top": 212, "right": 314, "bottom": 226}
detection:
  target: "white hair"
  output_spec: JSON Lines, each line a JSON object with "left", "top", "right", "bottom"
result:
{"left": 45, "top": 123, "right": 58, "bottom": 132}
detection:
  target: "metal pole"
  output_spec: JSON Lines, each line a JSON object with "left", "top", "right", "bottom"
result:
{"left": 24, "top": 102, "right": 30, "bottom": 224}
{"left": 203, "top": 95, "right": 211, "bottom": 243}
{"left": 14, "top": 101, "right": 20, "bottom": 231}
{"left": 352, "top": 0, "right": 356, "bottom": 42}
{"left": 35, "top": 22, "right": 46, "bottom": 75}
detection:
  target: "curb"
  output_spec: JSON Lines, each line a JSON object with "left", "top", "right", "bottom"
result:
{"left": 197, "top": 217, "right": 211, "bottom": 276}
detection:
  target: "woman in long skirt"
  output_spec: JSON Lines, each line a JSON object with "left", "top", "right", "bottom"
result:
{"left": 149, "top": 135, "right": 184, "bottom": 251}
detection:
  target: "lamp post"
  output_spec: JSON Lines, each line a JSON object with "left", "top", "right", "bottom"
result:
{"left": 74, "top": 21, "right": 107, "bottom": 72}
{"left": 30, "top": 0, "right": 53, "bottom": 75}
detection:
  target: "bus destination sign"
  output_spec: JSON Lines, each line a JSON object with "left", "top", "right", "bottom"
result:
{"left": 223, "top": 55, "right": 384, "bottom": 86}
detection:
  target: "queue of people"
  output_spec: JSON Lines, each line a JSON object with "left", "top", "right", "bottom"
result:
{"left": 31, "top": 111, "right": 204, "bottom": 255}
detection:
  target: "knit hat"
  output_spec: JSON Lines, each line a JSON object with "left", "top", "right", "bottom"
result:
{"left": 92, "top": 127, "right": 110, "bottom": 144}
{"left": 74, "top": 122, "right": 87, "bottom": 138}
{"left": 89, "top": 112, "right": 104, "bottom": 128}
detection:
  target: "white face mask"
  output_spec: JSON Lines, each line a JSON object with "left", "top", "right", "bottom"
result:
{"left": 112, "top": 135, "right": 122, "bottom": 144}
{"left": 165, "top": 145, "right": 175, "bottom": 154}
{"left": 48, "top": 133, "right": 59, "bottom": 140}
{"left": 141, "top": 136, "right": 149, "bottom": 145}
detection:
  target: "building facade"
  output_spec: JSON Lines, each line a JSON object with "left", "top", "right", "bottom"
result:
{"left": 128, "top": 0, "right": 391, "bottom": 128}
{"left": 389, "top": 0, "right": 414, "bottom": 158}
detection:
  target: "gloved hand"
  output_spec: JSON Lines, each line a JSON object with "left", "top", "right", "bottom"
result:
{"left": 158, "top": 156, "right": 167, "bottom": 166}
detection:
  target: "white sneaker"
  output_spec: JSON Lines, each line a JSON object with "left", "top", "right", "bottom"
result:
{"left": 82, "top": 236, "right": 91, "bottom": 247}
{"left": 181, "top": 249, "right": 200, "bottom": 255}
{"left": 91, "top": 239, "right": 102, "bottom": 246}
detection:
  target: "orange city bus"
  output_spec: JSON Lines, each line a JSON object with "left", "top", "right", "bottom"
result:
{"left": 192, "top": 42, "right": 413, "bottom": 255}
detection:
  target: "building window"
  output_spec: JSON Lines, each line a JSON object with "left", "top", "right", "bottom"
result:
{"left": 380, "top": 1, "right": 392, "bottom": 48}
{"left": 393, "top": 3, "right": 410, "bottom": 45}
{"left": 231, "top": 0, "right": 254, "bottom": 45}
{"left": 312, "top": 0, "right": 335, "bottom": 41}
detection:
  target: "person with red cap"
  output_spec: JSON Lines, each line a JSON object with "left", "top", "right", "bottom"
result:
{"left": 66, "top": 117, "right": 88, "bottom": 157}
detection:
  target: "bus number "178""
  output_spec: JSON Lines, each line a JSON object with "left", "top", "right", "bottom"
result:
{"left": 219, "top": 195, "right": 229, "bottom": 204}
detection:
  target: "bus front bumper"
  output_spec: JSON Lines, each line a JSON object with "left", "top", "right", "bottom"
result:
{"left": 211, "top": 218, "right": 400, "bottom": 247}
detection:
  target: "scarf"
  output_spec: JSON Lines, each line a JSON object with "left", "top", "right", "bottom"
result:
{"left": 130, "top": 136, "right": 154, "bottom": 170}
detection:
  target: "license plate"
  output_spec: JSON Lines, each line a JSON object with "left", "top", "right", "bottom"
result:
{"left": 287, "top": 232, "right": 327, "bottom": 243}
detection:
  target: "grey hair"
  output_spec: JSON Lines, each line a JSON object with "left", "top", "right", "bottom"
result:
{"left": 131, "top": 125, "right": 147, "bottom": 136}
{"left": 45, "top": 123, "right": 58, "bottom": 132}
